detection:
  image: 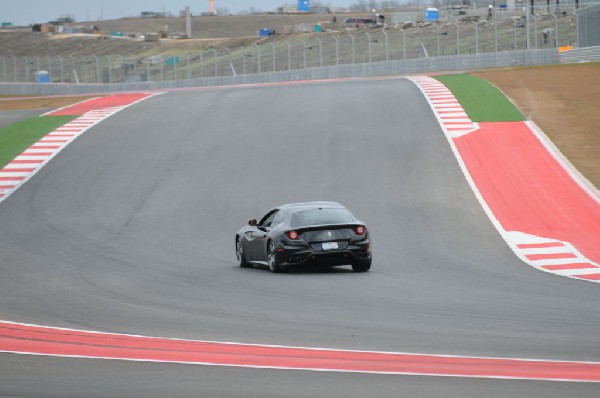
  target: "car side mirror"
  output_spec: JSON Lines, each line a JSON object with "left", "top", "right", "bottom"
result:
{"left": 249, "top": 219, "right": 257, "bottom": 227}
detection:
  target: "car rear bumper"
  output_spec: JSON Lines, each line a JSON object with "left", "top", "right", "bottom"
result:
{"left": 276, "top": 241, "right": 371, "bottom": 268}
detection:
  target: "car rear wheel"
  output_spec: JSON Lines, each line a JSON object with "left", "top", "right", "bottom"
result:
{"left": 352, "top": 258, "right": 371, "bottom": 272}
{"left": 236, "top": 237, "right": 250, "bottom": 268}
{"left": 267, "top": 241, "right": 283, "bottom": 273}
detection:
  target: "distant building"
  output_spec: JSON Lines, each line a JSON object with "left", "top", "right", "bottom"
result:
{"left": 49, "top": 16, "right": 75, "bottom": 25}
{"left": 140, "top": 11, "right": 166, "bottom": 18}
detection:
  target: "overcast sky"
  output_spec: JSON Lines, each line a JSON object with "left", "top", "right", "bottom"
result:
{"left": 2, "top": 1, "right": 360, "bottom": 26}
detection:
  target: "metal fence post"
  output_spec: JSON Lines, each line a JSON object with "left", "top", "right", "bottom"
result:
{"left": 45, "top": 56, "right": 51, "bottom": 82}
{"left": 186, "top": 52, "right": 191, "bottom": 79}
{"left": 473, "top": 22, "right": 479, "bottom": 54}
{"left": 400, "top": 29, "right": 406, "bottom": 60}
{"left": 199, "top": 52, "right": 203, "bottom": 78}
{"left": 24, "top": 56, "right": 30, "bottom": 82}
{"left": 436, "top": 25, "right": 441, "bottom": 56}
{"left": 255, "top": 45, "right": 261, "bottom": 74}
{"left": 173, "top": 55, "right": 177, "bottom": 81}
{"left": 12, "top": 56, "right": 17, "bottom": 82}
{"left": 452, "top": 22, "right": 460, "bottom": 55}
{"left": 300, "top": 39, "right": 307, "bottom": 68}
{"left": 146, "top": 57, "right": 152, "bottom": 82}
{"left": 240, "top": 46, "right": 246, "bottom": 74}
{"left": 93, "top": 55, "right": 100, "bottom": 83}
{"left": 365, "top": 32, "right": 372, "bottom": 63}
{"left": 287, "top": 41, "right": 291, "bottom": 71}
{"left": 106, "top": 56, "right": 111, "bottom": 83}
{"left": 316, "top": 37, "right": 323, "bottom": 67}
{"left": 526, "top": 2, "right": 531, "bottom": 50}
{"left": 345, "top": 33, "right": 354, "bottom": 64}
{"left": 210, "top": 49, "right": 218, "bottom": 77}
{"left": 551, "top": 13, "right": 558, "bottom": 48}
{"left": 333, "top": 36, "right": 339, "bottom": 65}
{"left": 534, "top": 15, "right": 539, "bottom": 49}
{"left": 225, "top": 48, "right": 235, "bottom": 76}
{"left": 269, "top": 43, "right": 276, "bottom": 71}
{"left": 383, "top": 31, "right": 389, "bottom": 61}
{"left": 494, "top": 22, "right": 498, "bottom": 52}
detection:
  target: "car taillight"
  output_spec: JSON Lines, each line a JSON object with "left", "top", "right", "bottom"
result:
{"left": 355, "top": 226, "right": 366, "bottom": 235}
{"left": 288, "top": 230, "right": 299, "bottom": 240}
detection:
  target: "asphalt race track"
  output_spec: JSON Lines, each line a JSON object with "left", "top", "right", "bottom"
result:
{"left": 1, "top": 78, "right": 599, "bottom": 397}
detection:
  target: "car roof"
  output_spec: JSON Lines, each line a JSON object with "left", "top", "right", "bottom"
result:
{"left": 277, "top": 202, "right": 346, "bottom": 212}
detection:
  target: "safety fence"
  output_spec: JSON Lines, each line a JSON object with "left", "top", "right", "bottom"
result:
{"left": 575, "top": 4, "right": 600, "bottom": 47}
{"left": 0, "top": 4, "right": 596, "bottom": 95}
{"left": 0, "top": 49, "right": 557, "bottom": 95}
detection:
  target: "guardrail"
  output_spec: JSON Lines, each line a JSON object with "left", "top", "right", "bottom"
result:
{"left": 559, "top": 45, "right": 600, "bottom": 62}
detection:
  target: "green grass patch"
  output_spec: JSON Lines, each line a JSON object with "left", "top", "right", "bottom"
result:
{"left": 0, "top": 116, "right": 77, "bottom": 169}
{"left": 434, "top": 74, "right": 525, "bottom": 122}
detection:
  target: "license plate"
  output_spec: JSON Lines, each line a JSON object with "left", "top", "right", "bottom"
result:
{"left": 322, "top": 242, "right": 338, "bottom": 251}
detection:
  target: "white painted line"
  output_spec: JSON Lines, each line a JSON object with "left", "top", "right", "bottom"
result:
{"left": 520, "top": 246, "right": 575, "bottom": 255}
{"left": 0, "top": 171, "right": 30, "bottom": 178}
{"left": 554, "top": 268, "right": 600, "bottom": 276}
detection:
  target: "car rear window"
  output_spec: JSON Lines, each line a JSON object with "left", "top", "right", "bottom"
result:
{"left": 291, "top": 208, "right": 355, "bottom": 227}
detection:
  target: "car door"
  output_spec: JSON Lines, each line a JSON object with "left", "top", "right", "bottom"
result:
{"left": 250, "top": 210, "right": 279, "bottom": 262}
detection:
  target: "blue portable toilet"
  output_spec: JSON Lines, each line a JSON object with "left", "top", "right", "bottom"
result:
{"left": 297, "top": 0, "right": 310, "bottom": 13}
{"left": 165, "top": 56, "right": 180, "bottom": 66}
{"left": 424, "top": 8, "right": 439, "bottom": 22}
{"left": 35, "top": 70, "right": 49, "bottom": 83}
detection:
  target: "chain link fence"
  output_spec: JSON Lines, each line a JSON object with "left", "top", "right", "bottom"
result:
{"left": 0, "top": 4, "right": 597, "bottom": 95}
{"left": 575, "top": 4, "right": 600, "bottom": 47}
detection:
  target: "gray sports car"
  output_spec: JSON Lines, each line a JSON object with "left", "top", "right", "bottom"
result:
{"left": 235, "top": 202, "right": 372, "bottom": 273}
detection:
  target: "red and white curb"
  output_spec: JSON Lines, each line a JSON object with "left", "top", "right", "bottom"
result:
{"left": 410, "top": 75, "right": 478, "bottom": 137}
{"left": 410, "top": 75, "right": 600, "bottom": 284}
{"left": 507, "top": 232, "right": 600, "bottom": 281}
{"left": 0, "top": 94, "right": 159, "bottom": 204}
{"left": 1, "top": 320, "right": 600, "bottom": 381}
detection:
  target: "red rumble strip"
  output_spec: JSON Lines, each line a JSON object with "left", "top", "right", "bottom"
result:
{"left": 46, "top": 93, "right": 152, "bottom": 116}
{"left": 411, "top": 76, "right": 600, "bottom": 283}
{"left": 1, "top": 321, "right": 600, "bottom": 381}
{"left": 454, "top": 122, "right": 600, "bottom": 281}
